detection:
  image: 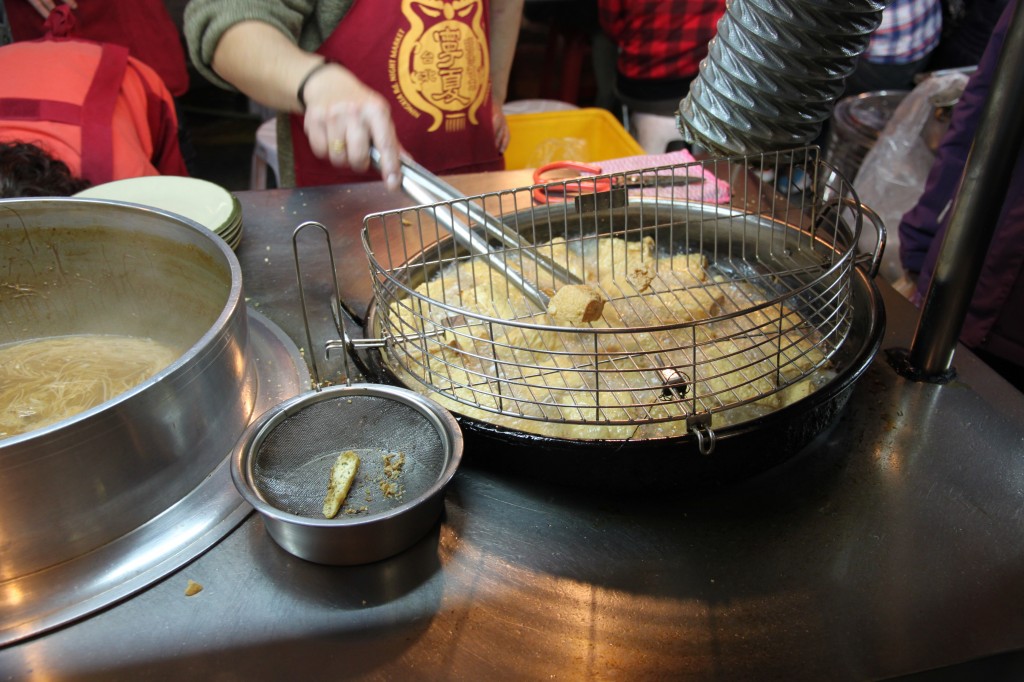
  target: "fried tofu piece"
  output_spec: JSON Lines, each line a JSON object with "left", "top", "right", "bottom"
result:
{"left": 667, "top": 252, "right": 710, "bottom": 276}
{"left": 323, "top": 450, "right": 360, "bottom": 519}
{"left": 547, "top": 284, "right": 606, "bottom": 325}
{"left": 596, "top": 243, "right": 710, "bottom": 296}
{"left": 520, "top": 237, "right": 588, "bottom": 289}
{"left": 625, "top": 264, "right": 656, "bottom": 292}
{"left": 613, "top": 286, "right": 724, "bottom": 327}
{"left": 589, "top": 236, "right": 654, "bottom": 285}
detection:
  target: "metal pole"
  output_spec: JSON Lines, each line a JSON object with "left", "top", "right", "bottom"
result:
{"left": 907, "top": 0, "right": 1024, "bottom": 379}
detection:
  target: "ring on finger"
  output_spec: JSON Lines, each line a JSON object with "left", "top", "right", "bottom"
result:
{"left": 330, "top": 139, "right": 346, "bottom": 154}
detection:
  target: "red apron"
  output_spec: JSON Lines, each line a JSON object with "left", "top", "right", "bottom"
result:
{"left": 0, "top": 39, "right": 128, "bottom": 184}
{"left": 290, "top": 0, "right": 504, "bottom": 187}
{"left": 5, "top": 0, "right": 190, "bottom": 97}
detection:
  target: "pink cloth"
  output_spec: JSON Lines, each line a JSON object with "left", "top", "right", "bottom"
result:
{"left": 593, "top": 149, "right": 731, "bottom": 204}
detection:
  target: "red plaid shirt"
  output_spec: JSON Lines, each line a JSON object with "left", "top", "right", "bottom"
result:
{"left": 867, "top": 0, "right": 943, "bottom": 64}
{"left": 598, "top": 0, "right": 726, "bottom": 82}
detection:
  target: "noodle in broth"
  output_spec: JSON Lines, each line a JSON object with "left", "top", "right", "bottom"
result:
{"left": 0, "top": 334, "right": 180, "bottom": 439}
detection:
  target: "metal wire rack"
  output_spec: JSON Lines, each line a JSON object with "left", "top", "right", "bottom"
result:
{"left": 358, "top": 147, "right": 879, "bottom": 447}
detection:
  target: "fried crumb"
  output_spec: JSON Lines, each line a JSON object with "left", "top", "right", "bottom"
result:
{"left": 379, "top": 479, "right": 403, "bottom": 499}
{"left": 374, "top": 451, "right": 407, "bottom": 499}
{"left": 184, "top": 579, "right": 203, "bottom": 597}
{"left": 626, "top": 265, "right": 656, "bottom": 292}
{"left": 382, "top": 451, "right": 406, "bottom": 479}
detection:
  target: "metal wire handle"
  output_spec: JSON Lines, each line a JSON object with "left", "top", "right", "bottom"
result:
{"left": 292, "top": 220, "right": 351, "bottom": 388}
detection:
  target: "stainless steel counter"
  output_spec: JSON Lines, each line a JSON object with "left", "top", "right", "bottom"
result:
{"left": 3, "top": 173, "right": 1024, "bottom": 681}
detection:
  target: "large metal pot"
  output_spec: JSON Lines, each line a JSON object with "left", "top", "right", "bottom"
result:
{"left": 0, "top": 198, "right": 254, "bottom": 580}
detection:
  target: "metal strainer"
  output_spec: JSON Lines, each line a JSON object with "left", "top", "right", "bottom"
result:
{"left": 232, "top": 220, "right": 463, "bottom": 565}
{"left": 232, "top": 383, "right": 462, "bottom": 565}
{"left": 250, "top": 390, "right": 446, "bottom": 516}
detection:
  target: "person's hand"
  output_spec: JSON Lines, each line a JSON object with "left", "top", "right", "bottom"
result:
{"left": 22, "top": 0, "right": 78, "bottom": 20}
{"left": 300, "top": 63, "right": 402, "bottom": 191}
{"left": 492, "top": 98, "right": 510, "bottom": 154}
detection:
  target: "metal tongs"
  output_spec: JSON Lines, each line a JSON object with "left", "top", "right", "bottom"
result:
{"left": 370, "top": 149, "right": 581, "bottom": 310}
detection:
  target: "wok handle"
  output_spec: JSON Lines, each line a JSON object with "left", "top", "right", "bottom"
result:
{"left": 292, "top": 220, "right": 369, "bottom": 387}
{"left": 856, "top": 201, "right": 886, "bottom": 279}
{"left": 818, "top": 194, "right": 886, "bottom": 279}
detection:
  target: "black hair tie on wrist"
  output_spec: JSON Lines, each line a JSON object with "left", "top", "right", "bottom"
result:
{"left": 297, "top": 61, "right": 331, "bottom": 111}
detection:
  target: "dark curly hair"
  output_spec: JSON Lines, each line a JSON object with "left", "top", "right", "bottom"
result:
{"left": 0, "top": 141, "right": 92, "bottom": 198}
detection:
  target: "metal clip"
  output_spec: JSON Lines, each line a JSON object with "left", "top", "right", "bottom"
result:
{"left": 687, "top": 413, "right": 716, "bottom": 456}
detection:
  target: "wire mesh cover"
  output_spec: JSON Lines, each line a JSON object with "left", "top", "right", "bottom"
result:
{"left": 250, "top": 394, "right": 447, "bottom": 518}
{"left": 361, "top": 148, "right": 863, "bottom": 441}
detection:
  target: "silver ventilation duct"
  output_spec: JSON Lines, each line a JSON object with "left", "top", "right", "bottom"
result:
{"left": 678, "top": 0, "right": 887, "bottom": 155}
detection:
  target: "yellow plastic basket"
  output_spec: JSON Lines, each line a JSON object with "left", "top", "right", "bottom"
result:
{"left": 504, "top": 107, "right": 645, "bottom": 170}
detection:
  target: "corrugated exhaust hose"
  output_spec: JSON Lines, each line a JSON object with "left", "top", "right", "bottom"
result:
{"left": 678, "top": 0, "right": 887, "bottom": 156}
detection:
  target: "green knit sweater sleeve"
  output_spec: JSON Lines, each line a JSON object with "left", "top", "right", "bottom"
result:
{"left": 183, "top": 0, "right": 354, "bottom": 91}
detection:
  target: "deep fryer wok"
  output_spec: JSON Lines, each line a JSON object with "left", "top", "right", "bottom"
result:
{"left": 358, "top": 191, "right": 885, "bottom": 491}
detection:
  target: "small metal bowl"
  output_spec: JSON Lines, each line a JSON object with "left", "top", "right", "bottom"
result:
{"left": 231, "top": 383, "right": 463, "bottom": 565}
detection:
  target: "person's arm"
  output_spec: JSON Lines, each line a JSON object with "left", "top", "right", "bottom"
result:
{"left": 210, "top": 20, "right": 401, "bottom": 189}
{"left": 211, "top": 21, "right": 322, "bottom": 113}
{"left": 488, "top": 0, "right": 524, "bottom": 153}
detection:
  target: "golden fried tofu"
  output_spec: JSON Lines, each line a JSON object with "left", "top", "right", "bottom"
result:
{"left": 588, "top": 235, "right": 654, "bottom": 281}
{"left": 384, "top": 231, "right": 829, "bottom": 439}
{"left": 323, "top": 450, "right": 360, "bottom": 519}
{"left": 667, "top": 252, "right": 710, "bottom": 276}
{"left": 547, "top": 284, "right": 606, "bottom": 325}
{"left": 626, "top": 265, "right": 657, "bottom": 292}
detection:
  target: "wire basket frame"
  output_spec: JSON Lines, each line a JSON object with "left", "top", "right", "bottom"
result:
{"left": 360, "top": 148, "right": 866, "bottom": 443}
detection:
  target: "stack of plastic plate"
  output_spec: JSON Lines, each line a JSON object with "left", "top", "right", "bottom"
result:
{"left": 74, "top": 176, "right": 243, "bottom": 250}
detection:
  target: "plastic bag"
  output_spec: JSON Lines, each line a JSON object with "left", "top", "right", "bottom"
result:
{"left": 853, "top": 73, "right": 969, "bottom": 287}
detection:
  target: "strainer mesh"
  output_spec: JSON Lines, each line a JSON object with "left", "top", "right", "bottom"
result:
{"left": 250, "top": 395, "right": 446, "bottom": 519}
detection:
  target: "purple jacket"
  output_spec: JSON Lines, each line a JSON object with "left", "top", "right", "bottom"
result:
{"left": 898, "top": 0, "right": 1024, "bottom": 366}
